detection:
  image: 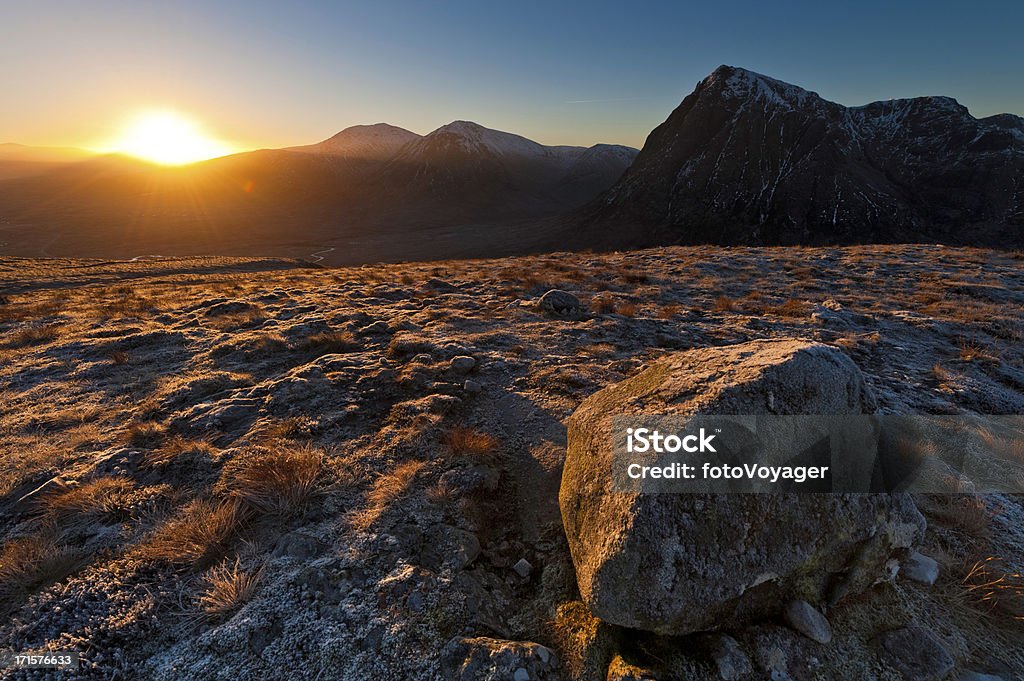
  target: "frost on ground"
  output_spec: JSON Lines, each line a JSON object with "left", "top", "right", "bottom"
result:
{"left": 0, "top": 245, "right": 1022, "bottom": 680}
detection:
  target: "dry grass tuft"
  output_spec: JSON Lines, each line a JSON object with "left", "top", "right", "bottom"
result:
{"left": 770, "top": 298, "right": 810, "bottom": 318}
{"left": 589, "top": 295, "right": 616, "bottom": 314}
{"left": 712, "top": 296, "right": 735, "bottom": 312}
{"left": 961, "top": 556, "right": 1024, "bottom": 619}
{"left": 219, "top": 444, "right": 324, "bottom": 515}
{"left": 135, "top": 498, "right": 245, "bottom": 569}
{"left": 442, "top": 426, "right": 500, "bottom": 462}
{"left": 657, "top": 303, "right": 683, "bottom": 319}
{"left": 614, "top": 301, "right": 638, "bottom": 317}
{"left": 958, "top": 337, "right": 994, "bottom": 362}
{"left": 123, "top": 421, "right": 168, "bottom": 449}
{"left": 196, "top": 558, "right": 263, "bottom": 621}
{"left": 4, "top": 324, "right": 62, "bottom": 347}
{"left": 297, "top": 330, "right": 358, "bottom": 355}
{"left": 353, "top": 460, "right": 425, "bottom": 530}
{"left": 38, "top": 477, "right": 137, "bottom": 531}
{"left": 143, "top": 435, "right": 216, "bottom": 468}
{"left": 928, "top": 495, "right": 991, "bottom": 536}
{"left": 0, "top": 535, "right": 82, "bottom": 616}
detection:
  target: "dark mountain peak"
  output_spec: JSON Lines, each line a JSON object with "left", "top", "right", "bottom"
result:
{"left": 698, "top": 65, "right": 822, "bottom": 109}
{"left": 583, "top": 69, "right": 1024, "bottom": 247}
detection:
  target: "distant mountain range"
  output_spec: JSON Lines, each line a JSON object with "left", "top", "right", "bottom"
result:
{"left": 2, "top": 66, "right": 1022, "bottom": 262}
{"left": 0, "top": 123, "right": 637, "bottom": 260}
{"left": 576, "top": 65, "right": 1024, "bottom": 247}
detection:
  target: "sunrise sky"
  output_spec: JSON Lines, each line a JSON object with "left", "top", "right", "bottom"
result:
{"left": 3, "top": 0, "right": 1023, "bottom": 155}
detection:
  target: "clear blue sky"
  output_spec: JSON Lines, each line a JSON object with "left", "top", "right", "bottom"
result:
{"left": 3, "top": 0, "right": 1022, "bottom": 150}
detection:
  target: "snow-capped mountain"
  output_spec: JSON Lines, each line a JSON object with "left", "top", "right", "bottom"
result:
{"left": 369, "top": 121, "right": 638, "bottom": 220}
{"left": 582, "top": 65, "right": 1024, "bottom": 246}
{"left": 288, "top": 123, "right": 421, "bottom": 160}
{"left": 0, "top": 120, "right": 637, "bottom": 259}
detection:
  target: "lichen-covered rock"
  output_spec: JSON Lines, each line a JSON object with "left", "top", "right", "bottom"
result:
{"left": 559, "top": 339, "right": 926, "bottom": 635}
{"left": 441, "top": 636, "right": 559, "bottom": 681}
{"left": 538, "top": 290, "right": 583, "bottom": 319}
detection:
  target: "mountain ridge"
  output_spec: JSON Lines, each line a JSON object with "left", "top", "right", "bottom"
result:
{"left": 578, "top": 64, "right": 1024, "bottom": 247}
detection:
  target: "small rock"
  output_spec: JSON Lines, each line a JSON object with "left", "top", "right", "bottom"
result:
{"left": 538, "top": 290, "right": 583, "bottom": 319}
{"left": 875, "top": 625, "right": 954, "bottom": 681}
{"left": 361, "top": 320, "right": 391, "bottom": 335}
{"left": 513, "top": 558, "right": 533, "bottom": 578}
{"left": 783, "top": 600, "right": 832, "bottom": 644}
{"left": 451, "top": 355, "right": 477, "bottom": 373}
{"left": 514, "top": 669, "right": 530, "bottom": 681}
{"left": 464, "top": 379, "right": 483, "bottom": 394}
{"left": 957, "top": 672, "right": 1005, "bottom": 681}
{"left": 901, "top": 551, "right": 940, "bottom": 587}
{"left": 701, "top": 634, "right": 753, "bottom": 681}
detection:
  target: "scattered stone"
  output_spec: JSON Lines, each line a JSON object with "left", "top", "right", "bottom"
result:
{"left": 513, "top": 558, "right": 533, "bottom": 578}
{"left": 783, "top": 600, "right": 832, "bottom": 644}
{"left": 464, "top": 378, "right": 483, "bottom": 394}
{"left": 701, "top": 633, "right": 753, "bottom": 681}
{"left": 451, "top": 355, "right": 477, "bottom": 373}
{"left": 957, "top": 672, "right": 1005, "bottom": 681}
{"left": 426, "top": 278, "right": 459, "bottom": 293}
{"left": 901, "top": 551, "right": 940, "bottom": 587}
{"left": 441, "top": 637, "right": 559, "bottom": 681}
{"left": 271, "top": 531, "right": 327, "bottom": 559}
{"left": 17, "top": 476, "right": 73, "bottom": 507}
{"left": 874, "top": 625, "right": 955, "bottom": 681}
{"left": 360, "top": 320, "right": 391, "bottom": 335}
{"left": 538, "top": 290, "right": 583, "bottom": 319}
{"left": 560, "top": 339, "right": 926, "bottom": 635}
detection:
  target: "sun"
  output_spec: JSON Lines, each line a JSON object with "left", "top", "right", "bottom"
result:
{"left": 108, "top": 111, "right": 233, "bottom": 165}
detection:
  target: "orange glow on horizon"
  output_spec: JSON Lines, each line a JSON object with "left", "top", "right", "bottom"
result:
{"left": 102, "top": 110, "right": 234, "bottom": 165}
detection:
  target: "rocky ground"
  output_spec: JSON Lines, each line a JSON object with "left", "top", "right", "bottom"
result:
{"left": 0, "top": 245, "right": 1022, "bottom": 680}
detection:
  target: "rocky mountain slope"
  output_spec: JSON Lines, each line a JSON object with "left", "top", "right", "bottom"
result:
{"left": 579, "top": 65, "right": 1024, "bottom": 247}
{"left": 1, "top": 246, "right": 1022, "bottom": 679}
{"left": 0, "top": 123, "right": 636, "bottom": 261}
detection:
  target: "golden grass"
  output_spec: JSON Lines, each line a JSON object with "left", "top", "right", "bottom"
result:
{"left": 770, "top": 298, "right": 810, "bottom": 318}
{"left": 38, "top": 477, "right": 137, "bottom": 531}
{"left": 712, "top": 296, "right": 735, "bottom": 312}
{"left": 4, "top": 323, "right": 62, "bottom": 347}
{"left": 353, "top": 460, "right": 425, "bottom": 530}
{"left": 142, "top": 435, "right": 216, "bottom": 468}
{"left": 0, "top": 535, "right": 82, "bottom": 616}
{"left": 657, "top": 303, "right": 683, "bottom": 319}
{"left": 297, "top": 330, "right": 358, "bottom": 355}
{"left": 958, "top": 337, "right": 994, "bottom": 362}
{"left": 590, "top": 295, "right": 616, "bottom": 314}
{"left": 197, "top": 558, "right": 263, "bottom": 621}
{"left": 614, "top": 301, "right": 638, "bottom": 317}
{"left": 961, "top": 556, "right": 1024, "bottom": 619}
{"left": 135, "top": 498, "right": 245, "bottom": 569}
{"left": 442, "top": 426, "right": 500, "bottom": 462}
{"left": 123, "top": 421, "right": 168, "bottom": 449}
{"left": 219, "top": 444, "right": 324, "bottom": 515}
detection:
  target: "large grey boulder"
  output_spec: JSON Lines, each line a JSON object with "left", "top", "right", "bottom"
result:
{"left": 559, "top": 339, "right": 926, "bottom": 635}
